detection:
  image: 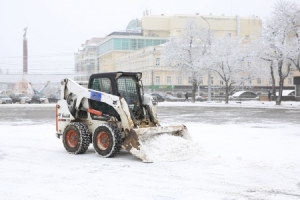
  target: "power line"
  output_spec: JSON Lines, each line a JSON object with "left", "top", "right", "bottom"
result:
{"left": 0, "top": 52, "right": 74, "bottom": 59}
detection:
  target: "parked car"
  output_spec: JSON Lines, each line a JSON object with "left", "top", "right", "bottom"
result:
{"left": 0, "top": 95, "right": 12, "bottom": 104}
{"left": 165, "top": 94, "right": 181, "bottom": 102}
{"left": 47, "top": 94, "right": 61, "bottom": 103}
{"left": 150, "top": 93, "right": 165, "bottom": 102}
{"left": 275, "top": 90, "right": 296, "bottom": 101}
{"left": 10, "top": 93, "right": 32, "bottom": 104}
{"left": 195, "top": 96, "right": 207, "bottom": 102}
{"left": 229, "top": 91, "right": 258, "bottom": 101}
{"left": 31, "top": 95, "right": 49, "bottom": 103}
{"left": 276, "top": 90, "right": 295, "bottom": 96}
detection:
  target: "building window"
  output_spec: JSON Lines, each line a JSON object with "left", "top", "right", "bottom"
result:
{"left": 249, "top": 80, "right": 252, "bottom": 85}
{"left": 130, "top": 39, "right": 137, "bottom": 50}
{"left": 138, "top": 39, "right": 145, "bottom": 49}
{"left": 288, "top": 78, "right": 292, "bottom": 85}
{"left": 269, "top": 79, "right": 272, "bottom": 85}
{"left": 210, "top": 77, "right": 214, "bottom": 85}
{"left": 220, "top": 80, "right": 224, "bottom": 85}
{"left": 113, "top": 38, "right": 122, "bottom": 50}
{"left": 156, "top": 58, "right": 160, "bottom": 66}
{"left": 167, "top": 76, "right": 172, "bottom": 85}
{"left": 155, "top": 76, "right": 160, "bottom": 84}
{"left": 188, "top": 77, "right": 193, "bottom": 84}
{"left": 122, "top": 39, "right": 129, "bottom": 50}
{"left": 178, "top": 77, "right": 182, "bottom": 85}
{"left": 146, "top": 39, "right": 153, "bottom": 47}
{"left": 153, "top": 40, "right": 161, "bottom": 46}
{"left": 257, "top": 78, "right": 261, "bottom": 85}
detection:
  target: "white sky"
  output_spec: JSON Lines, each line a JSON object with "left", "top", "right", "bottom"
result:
{"left": 0, "top": 0, "right": 278, "bottom": 74}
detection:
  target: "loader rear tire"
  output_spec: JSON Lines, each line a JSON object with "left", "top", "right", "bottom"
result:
{"left": 92, "top": 123, "right": 122, "bottom": 158}
{"left": 63, "top": 122, "right": 91, "bottom": 154}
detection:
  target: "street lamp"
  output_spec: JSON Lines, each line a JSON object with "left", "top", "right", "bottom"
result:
{"left": 201, "top": 16, "right": 212, "bottom": 102}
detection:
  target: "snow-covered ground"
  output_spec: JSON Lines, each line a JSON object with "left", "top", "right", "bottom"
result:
{"left": 0, "top": 102, "right": 300, "bottom": 199}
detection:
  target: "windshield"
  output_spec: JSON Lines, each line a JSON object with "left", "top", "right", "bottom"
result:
{"left": 117, "top": 76, "right": 143, "bottom": 120}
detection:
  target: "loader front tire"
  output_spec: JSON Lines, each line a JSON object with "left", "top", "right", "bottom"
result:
{"left": 63, "top": 122, "right": 90, "bottom": 154}
{"left": 92, "top": 124, "right": 122, "bottom": 158}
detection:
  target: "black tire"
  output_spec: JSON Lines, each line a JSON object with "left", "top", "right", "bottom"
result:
{"left": 92, "top": 123, "right": 122, "bottom": 158}
{"left": 62, "top": 122, "right": 91, "bottom": 154}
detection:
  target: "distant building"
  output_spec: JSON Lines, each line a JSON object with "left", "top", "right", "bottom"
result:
{"left": 116, "top": 13, "right": 262, "bottom": 93}
{"left": 96, "top": 32, "right": 167, "bottom": 72}
{"left": 75, "top": 13, "right": 297, "bottom": 96}
{"left": 74, "top": 38, "right": 104, "bottom": 81}
{"left": 141, "top": 13, "right": 261, "bottom": 38}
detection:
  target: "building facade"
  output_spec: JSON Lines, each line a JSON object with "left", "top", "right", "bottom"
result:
{"left": 74, "top": 38, "right": 104, "bottom": 81}
{"left": 141, "top": 13, "right": 261, "bottom": 38}
{"left": 75, "top": 13, "right": 297, "bottom": 96}
{"left": 96, "top": 32, "right": 167, "bottom": 72}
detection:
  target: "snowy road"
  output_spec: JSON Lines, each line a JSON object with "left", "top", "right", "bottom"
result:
{"left": 0, "top": 102, "right": 299, "bottom": 125}
{"left": 0, "top": 103, "right": 300, "bottom": 199}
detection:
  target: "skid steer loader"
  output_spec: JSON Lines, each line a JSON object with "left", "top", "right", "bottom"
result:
{"left": 56, "top": 72, "right": 191, "bottom": 162}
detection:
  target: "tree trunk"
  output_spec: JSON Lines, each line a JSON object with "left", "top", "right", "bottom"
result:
{"left": 270, "top": 62, "right": 276, "bottom": 102}
{"left": 276, "top": 60, "right": 284, "bottom": 106}
{"left": 192, "top": 81, "right": 197, "bottom": 103}
{"left": 225, "top": 81, "right": 229, "bottom": 104}
{"left": 277, "top": 79, "right": 284, "bottom": 105}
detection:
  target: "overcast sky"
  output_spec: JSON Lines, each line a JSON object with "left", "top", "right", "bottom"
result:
{"left": 0, "top": 0, "right": 278, "bottom": 74}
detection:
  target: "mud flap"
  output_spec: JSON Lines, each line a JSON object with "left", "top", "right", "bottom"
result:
{"left": 122, "top": 125, "right": 191, "bottom": 163}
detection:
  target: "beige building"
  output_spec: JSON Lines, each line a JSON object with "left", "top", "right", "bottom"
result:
{"left": 75, "top": 13, "right": 296, "bottom": 96}
{"left": 141, "top": 13, "right": 261, "bottom": 38}
{"left": 116, "top": 13, "right": 267, "bottom": 94}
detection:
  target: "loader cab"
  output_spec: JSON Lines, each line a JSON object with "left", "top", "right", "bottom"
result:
{"left": 88, "top": 72, "right": 144, "bottom": 121}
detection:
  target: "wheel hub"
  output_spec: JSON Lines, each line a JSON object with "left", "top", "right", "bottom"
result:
{"left": 96, "top": 131, "right": 110, "bottom": 150}
{"left": 66, "top": 130, "right": 78, "bottom": 148}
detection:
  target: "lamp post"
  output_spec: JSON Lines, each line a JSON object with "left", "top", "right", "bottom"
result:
{"left": 201, "top": 16, "right": 212, "bottom": 102}
{"left": 208, "top": 73, "right": 211, "bottom": 101}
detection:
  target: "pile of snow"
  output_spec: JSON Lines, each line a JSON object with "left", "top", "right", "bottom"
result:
{"left": 138, "top": 134, "right": 201, "bottom": 162}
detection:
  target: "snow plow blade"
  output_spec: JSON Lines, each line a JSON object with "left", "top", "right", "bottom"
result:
{"left": 122, "top": 125, "right": 191, "bottom": 162}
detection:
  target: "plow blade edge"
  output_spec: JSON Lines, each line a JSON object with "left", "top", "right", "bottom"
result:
{"left": 122, "top": 125, "right": 191, "bottom": 162}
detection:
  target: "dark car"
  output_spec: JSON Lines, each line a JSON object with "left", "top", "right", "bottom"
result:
{"left": 47, "top": 94, "right": 61, "bottom": 103}
{"left": 31, "top": 95, "right": 48, "bottom": 103}
{"left": 165, "top": 94, "right": 181, "bottom": 102}
{"left": 229, "top": 91, "right": 258, "bottom": 101}
{"left": 150, "top": 93, "right": 165, "bottom": 102}
{"left": 0, "top": 95, "right": 12, "bottom": 104}
{"left": 10, "top": 93, "right": 32, "bottom": 104}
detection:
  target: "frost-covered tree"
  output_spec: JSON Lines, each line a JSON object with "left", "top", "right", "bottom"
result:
{"left": 260, "top": 0, "right": 300, "bottom": 105}
{"left": 273, "top": 0, "right": 300, "bottom": 72}
{"left": 207, "top": 35, "right": 256, "bottom": 103}
{"left": 161, "top": 20, "right": 212, "bottom": 102}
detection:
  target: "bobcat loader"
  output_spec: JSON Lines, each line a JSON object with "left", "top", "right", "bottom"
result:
{"left": 56, "top": 72, "right": 191, "bottom": 162}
